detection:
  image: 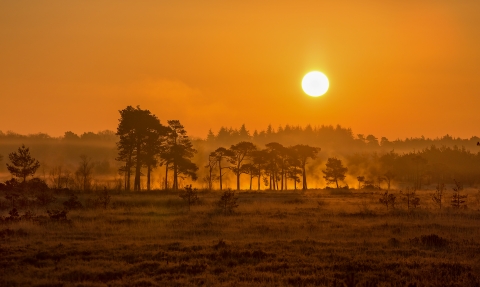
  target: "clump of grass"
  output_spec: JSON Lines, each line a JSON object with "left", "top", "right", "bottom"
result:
{"left": 410, "top": 234, "right": 449, "bottom": 249}
{"left": 283, "top": 198, "right": 305, "bottom": 205}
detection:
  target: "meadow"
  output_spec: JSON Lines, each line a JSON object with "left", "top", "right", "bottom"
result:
{"left": 1, "top": 188, "right": 480, "bottom": 286}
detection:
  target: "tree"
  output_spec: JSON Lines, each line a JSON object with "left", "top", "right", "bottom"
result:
{"left": 179, "top": 185, "right": 199, "bottom": 211}
{"left": 241, "top": 163, "right": 257, "bottom": 190}
{"left": 292, "top": 145, "right": 320, "bottom": 190}
{"left": 265, "top": 142, "right": 288, "bottom": 190}
{"left": 205, "top": 153, "right": 218, "bottom": 191}
{"left": 116, "top": 106, "right": 164, "bottom": 191}
{"left": 402, "top": 187, "right": 420, "bottom": 210}
{"left": 163, "top": 120, "right": 198, "bottom": 191}
{"left": 432, "top": 183, "right": 444, "bottom": 209}
{"left": 6, "top": 144, "right": 40, "bottom": 182}
{"left": 379, "top": 191, "right": 396, "bottom": 210}
{"left": 383, "top": 171, "right": 395, "bottom": 191}
{"left": 286, "top": 147, "right": 302, "bottom": 190}
{"left": 250, "top": 149, "right": 268, "bottom": 190}
{"left": 76, "top": 155, "right": 94, "bottom": 191}
{"left": 228, "top": 141, "right": 257, "bottom": 190}
{"left": 451, "top": 179, "right": 467, "bottom": 209}
{"left": 322, "top": 157, "right": 348, "bottom": 189}
{"left": 356, "top": 176, "right": 365, "bottom": 189}
{"left": 217, "top": 189, "right": 239, "bottom": 215}
{"left": 142, "top": 123, "right": 167, "bottom": 191}
{"left": 212, "top": 147, "right": 234, "bottom": 190}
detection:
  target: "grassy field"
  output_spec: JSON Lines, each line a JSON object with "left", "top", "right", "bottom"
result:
{"left": 1, "top": 188, "right": 480, "bottom": 286}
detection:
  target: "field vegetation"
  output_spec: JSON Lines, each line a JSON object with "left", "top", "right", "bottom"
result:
{"left": 2, "top": 187, "right": 480, "bottom": 286}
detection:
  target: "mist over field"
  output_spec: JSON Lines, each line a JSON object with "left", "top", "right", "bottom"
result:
{"left": 1, "top": 125, "right": 479, "bottom": 191}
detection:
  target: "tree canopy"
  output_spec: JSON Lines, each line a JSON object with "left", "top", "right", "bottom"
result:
{"left": 6, "top": 144, "right": 40, "bottom": 182}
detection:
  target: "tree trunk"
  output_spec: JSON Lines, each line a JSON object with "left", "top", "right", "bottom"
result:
{"left": 164, "top": 162, "right": 169, "bottom": 190}
{"left": 257, "top": 166, "right": 261, "bottom": 190}
{"left": 134, "top": 142, "right": 141, "bottom": 191}
{"left": 302, "top": 162, "right": 307, "bottom": 190}
{"left": 281, "top": 166, "right": 284, "bottom": 190}
{"left": 219, "top": 160, "right": 223, "bottom": 191}
{"left": 173, "top": 161, "right": 178, "bottom": 191}
{"left": 126, "top": 151, "right": 132, "bottom": 191}
{"left": 236, "top": 168, "right": 240, "bottom": 191}
{"left": 147, "top": 165, "right": 151, "bottom": 191}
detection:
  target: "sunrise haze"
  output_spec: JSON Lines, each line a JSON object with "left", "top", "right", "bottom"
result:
{"left": 1, "top": 1, "right": 479, "bottom": 139}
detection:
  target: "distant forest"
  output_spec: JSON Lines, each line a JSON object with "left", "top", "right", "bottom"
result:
{"left": 1, "top": 113, "right": 479, "bottom": 191}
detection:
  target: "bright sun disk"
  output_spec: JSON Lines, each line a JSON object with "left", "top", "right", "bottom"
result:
{"left": 302, "top": 71, "right": 329, "bottom": 97}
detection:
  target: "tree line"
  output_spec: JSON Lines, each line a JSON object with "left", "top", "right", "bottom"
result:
{"left": 206, "top": 142, "right": 320, "bottom": 191}
{"left": 115, "top": 106, "right": 197, "bottom": 191}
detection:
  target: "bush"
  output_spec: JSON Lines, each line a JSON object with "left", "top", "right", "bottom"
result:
{"left": 217, "top": 189, "right": 239, "bottom": 215}
{"left": 63, "top": 192, "right": 83, "bottom": 210}
{"left": 95, "top": 188, "right": 111, "bottom": 209}
{"left": 379, "top": 191, "right": 396, "bottom": 210}
{"left": 179, "top": 185, "right": 199, "bottom": 211}
{"left": 47, "top": 209, "right": 68, "bottom": 221}
{"left": 36, "top": 190, "right": 56, "bottom": 207}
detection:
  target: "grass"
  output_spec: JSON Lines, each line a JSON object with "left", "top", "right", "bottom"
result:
{"left": 1, "top": 188, "right": 480, "bottom": 286}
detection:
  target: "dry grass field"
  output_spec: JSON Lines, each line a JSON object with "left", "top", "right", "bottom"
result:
{"left": 1, "top": 188, "right": 480, "bottom": 286}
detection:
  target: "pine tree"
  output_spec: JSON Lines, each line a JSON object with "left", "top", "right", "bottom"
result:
{"left": 322, "top": 157, "right": 347, "bottom": 189}
{"left": 7, "top": 145, "right": 40, "bottom": 182}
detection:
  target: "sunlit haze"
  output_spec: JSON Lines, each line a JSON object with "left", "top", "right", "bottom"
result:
{"left": 1, "top": 1, "right": 480, "bottom": 139}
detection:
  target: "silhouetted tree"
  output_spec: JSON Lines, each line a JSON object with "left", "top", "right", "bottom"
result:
{"left": 432, "top": 183, "right": 444, "bottom": 209}
{"left": 76, "top": 155, "right": 94, "bottom": 191}
{"left": 241, "top": 163, "right": 257, "bottom": 190}
{"left": 402, "top": 187, "right": 420, "bottom": 210}
{"left": 383, "top": 171, "right": 395, "bottom": 191}
{"left": 163, "top": 120, "right": 198, "bottom": 191}
{"left": 228, "top": 141, "right": 257, "bottom": 190}
{"left": 179, "top": 185, "right": 199, "bottom": 211}
{"left": 322, "top": 157, "right": 348, "bottom": 189}
{"left": 217, "top": 189, "right": 239, "bottom": 215}
{"left": 116, "top": 106, "right": 162, "bottom": 191}
{"left": 6, "top": 144, "right": 40, "bottom": 182}
{"left": 379, "top": 191, "right": 396, "bottom": 210}
{"left": 356, "top": 176, "right": 365, "bottom": 189}
{"left": 265, "top": 142, "right": 286, "bottom": 190}
{"left": 212, "top": 147, "right": 234, "bottom": 190}
{"left": 205, "top": 152, "right": 218, "bottom": 191}
{"left": 142, "top": 122, "right": 167, "bottom": 191}
{"left": 451, "top": 179, "right": 467, "bottom": 209}
{"left": 285, "top": 147, "right": 302, "bottom": 190}
{"left": 292, "top": 144, "right": 320, "bottom": 190}
{"left": 250, "top": 149, "right": 268, "bottom": 190}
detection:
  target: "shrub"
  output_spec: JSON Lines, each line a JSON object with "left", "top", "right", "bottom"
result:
{"left": 21, "top": 210, "right": 36, "bottom": 221}
{"left": 35, "top": 190, "right": 56, "bottom": 207}
{"left": 47, "top": 209, "right": 68, "bottom": 221}
{"left": 217, "top": 189, "right": 239, "bottom": 215}
{"left": 5, "top": 208, "right": 20, "bottom": 222}
{"left": 179, "top": 185, "right": 199, "bottom": 211}
{"left": 87, "top": 188, "right": 111, "bottom": 210}
{"left": 379, "top": 191, "right": 396, "bottom": 210}
{"left": 402, "top": 188, "right": 420, "bottom": 210}
{"left": 63, "top": 192, "right": 83, "bottom": 210}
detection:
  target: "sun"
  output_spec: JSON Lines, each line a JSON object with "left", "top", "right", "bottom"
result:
{"left": 302, "top": 71, "right": 329, "bottom": 97}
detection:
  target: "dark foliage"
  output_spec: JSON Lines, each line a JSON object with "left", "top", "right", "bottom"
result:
{"left": 217, "top": 189, "right": 239, "bottom": 215}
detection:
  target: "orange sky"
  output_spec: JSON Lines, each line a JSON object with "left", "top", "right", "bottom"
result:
{"left": 1, "top": 1, "right": 479, "bottom": 140}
